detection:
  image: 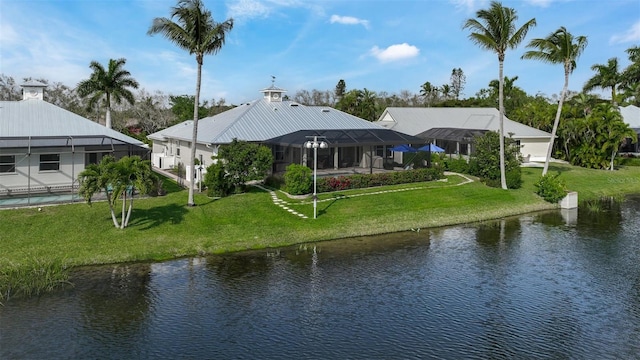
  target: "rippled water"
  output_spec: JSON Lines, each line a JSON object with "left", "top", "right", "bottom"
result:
{"left": 2, "top": 196, "right": 640, "bottom": 359}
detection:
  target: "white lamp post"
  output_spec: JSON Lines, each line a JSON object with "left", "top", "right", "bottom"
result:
{"left": 304, "top": 136, "right": 328, "bottom": 219}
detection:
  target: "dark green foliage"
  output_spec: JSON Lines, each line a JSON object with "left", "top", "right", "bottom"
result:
{"left": 468, "top": 131, "right": 522, "bottom": 188}
{"left": 204, "top": 162, "right": 232, "bottom": 197}
{"left": 284, "top": 164, "right": 312, "bottom": 195}
{"left": 442, "top": 156, "right": 470, "bottom": 173}
{"left": 204, "top": 139, "right": 273, "bottom": 196}
{"left": 169, "top": 94, "right": 209, "bottom": 122}
{"left": 534, "top": 173, "right": 567, "bottom": 203}
{"left": 317, "top": 167, "right": 444, "bottom": 193}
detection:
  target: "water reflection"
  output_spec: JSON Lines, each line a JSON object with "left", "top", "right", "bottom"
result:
{"left": 1, "top": 198, "right": 640, "bottom": 359}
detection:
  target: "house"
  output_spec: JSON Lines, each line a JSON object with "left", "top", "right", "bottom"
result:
{"left": 620, "top": 105, "right": 640, "bottom": 153}
{"left": 147, "top": 85, "right": 425, "bottom": 180}
{"left": 0, "top": 81, "right": 148, "bottom": 200}
{"left": 376, "top": 107, "right": 553, "bottom": 162}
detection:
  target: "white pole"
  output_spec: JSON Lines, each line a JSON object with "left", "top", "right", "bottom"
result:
{"left": 313, "top": 136, "right": 318, "bottom": 219}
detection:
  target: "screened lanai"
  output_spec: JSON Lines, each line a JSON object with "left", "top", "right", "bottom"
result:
{"left": 0, "top": 135, "right": 148, "bottom": 206}
{"left": 415, "top": 127, "right": 488, "bottom": 155}
{"left": 264, "top": 128, "right": 426, "bottom": 173}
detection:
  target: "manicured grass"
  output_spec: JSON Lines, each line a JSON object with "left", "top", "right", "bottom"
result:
{"left": 1, "top": 162, "right": 639, "bottom": 297}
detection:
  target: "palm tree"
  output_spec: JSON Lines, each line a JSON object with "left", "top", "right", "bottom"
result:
{"left": 522, "top": 26, "right": 588, "bottom": 176}
{"left": 78, "top": 155, "right": 154, "bottom": 229}
{"left": 77, "top": 58, "right": 139, "bottom": 129}
{"left": 148, "top": 0, "right": 233, "bottom": 207}
{"left": 583, "top": 58, "right": 623, "bottom": 106}
{"left": 463, "top": 1, "right": 536, "bottom": 189}
{"left": 419, "top": 81, "right": 438, "bottom": 107}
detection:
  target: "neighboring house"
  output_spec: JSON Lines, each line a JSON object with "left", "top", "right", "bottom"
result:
{"left": 0, "top": 81, "right": 148, "bottom": 199}
{"left": 376, "top": 107, "right": 553, "bottom": 162}
{"left": 620, "top": 105, "right": 640, "bottom": 153}
{"left": 147, "top": 85, "right": 424, "bottom": 180}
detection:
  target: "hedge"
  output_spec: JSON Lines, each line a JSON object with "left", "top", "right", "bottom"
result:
{"left": 316, "top": 167, "right": 444, "bottom": 193}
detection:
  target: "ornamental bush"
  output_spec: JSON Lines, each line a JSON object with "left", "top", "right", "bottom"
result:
{"left": 534, "top": 173, "right": 567, "bottom": 203}
{"left": 316, "top": 167, "right": 444, "bottom": 193}
{"left": 442, "top": 156, "right": 470, "bottom": 174}
{"left": 283, "top": 164, "right": 312, "bottom": 195}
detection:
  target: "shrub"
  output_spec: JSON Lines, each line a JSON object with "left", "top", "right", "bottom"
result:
{"left": 203, "top": 162, "right": 232, "bottom": 197}
{"left": 316, "top": 167, "right": 444, "bottom": 193}
{"left": 469, "top": 131, "right": 522, "bottom": 189}
{"left": 284, "top": 164, "right": 312, "bottom": 195}
{"left": 442, "top": 156, "right": 469, "bottom": 174}
{"left": 534, "top": 173, "right": 567, "bottom": 203}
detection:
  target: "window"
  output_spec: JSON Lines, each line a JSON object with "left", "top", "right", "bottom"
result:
{"left": 40, "top": 154, "right": 60, "bottom": 171}
{"left": 177, "top": 147, "right": 181, "bottom": 156}
{"left": 0, "top": 155, "right": 16, "bottom": 173}
{"left": 274, "top": 145, "right": 285, "bottom": 161}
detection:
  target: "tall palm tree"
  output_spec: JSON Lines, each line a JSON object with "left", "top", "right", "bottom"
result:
{"left": 522, "top": 26, "right": 588, "bottom": 176}
{"left": 583, "top": 58, "right": 623, "bottom": 106}
{"left": 463, "top": 1, "right": 536, "bottom": 189}
{"left": 148, "top": 0, "right": 233, "bottom": 207}
{"left": 77, "top": 58, "right": 139, "bottom": 129}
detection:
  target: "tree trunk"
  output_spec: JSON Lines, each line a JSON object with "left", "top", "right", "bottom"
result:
{"left": 187, "top": 59, "right": 202, "bottom": 207}
{"left": 610, "top": 151, "right": 616, "bottom": 171}
{"left": 542, "top": 69, "right": 570, "bottom": 176}
{"left": 498, "top": 60, "right": 507, "bottom": 190}
{"left": 121, "top": 192, "right": 127, "bottom": 229}
{"left": 105, "top": 93, "right": 112, "bottom": 129}
{"left": 106, "top": 192, "right": 120, "bottom": 228}
{"left": 124, "top": 191, "right": 134, "bottom": 228}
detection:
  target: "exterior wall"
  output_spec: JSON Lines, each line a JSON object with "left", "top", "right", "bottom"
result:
{"left": 150, "top": 138, "right": 218, "bottom": 185}
{"left": 0, "top": 147, "right": 85, "bottom": 191}
{"left": 518, "top": 138, "right": 550, "bottom": 161}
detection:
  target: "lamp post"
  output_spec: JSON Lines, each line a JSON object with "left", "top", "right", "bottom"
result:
{"left": 304, "top": 136, "right": 328, "bottom": 219}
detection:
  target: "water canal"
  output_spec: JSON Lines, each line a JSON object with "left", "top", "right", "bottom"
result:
{"left": 1, "top": 196, "right": 639, "bottom": 359}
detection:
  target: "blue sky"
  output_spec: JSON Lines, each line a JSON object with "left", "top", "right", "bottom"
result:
{"left": 1, "top": 0, "right": 639, "bottom": 105}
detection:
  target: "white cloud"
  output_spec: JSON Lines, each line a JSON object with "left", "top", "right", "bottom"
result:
{"left": 526, "top": 0, "right": 553, "bottom": 7}
{"left": 449, "top": 0, "right": 488, "bottom": 13}
{"left": 330, "top": 15, "right": 370, "bottom": 29}
{"left": 370, "top": 43, "right": 420, "bottom": 63}
{"left": 610, "top": 20, "right": 640, "bottom": 44}
{"left": 227, "top": 0, "right": 271, "bottom": 21}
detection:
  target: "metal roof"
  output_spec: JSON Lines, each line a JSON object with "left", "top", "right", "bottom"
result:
{"left": 621, "top": 105, "right": 640, "bottom": 128}
{"left": 264, "top": 129, "right": 426, "bottom": 147}
{"left": 148, "top": 99, "right": 387, "bottom": 145}
{"left": 377, "top": 107, "right": 551, "bottom": 139}
{"left": 0, "top": 99, "right": 145, "bottom": 147}
{"left": 416, "top": 127, "right": 489, "bottom": 143}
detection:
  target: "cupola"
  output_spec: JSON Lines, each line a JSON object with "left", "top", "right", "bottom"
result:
{"left": 21, "top": 80, "right": 46, "bottom": 101}
{"left": 261, "top": 76, "right": 286, "bottom": 103}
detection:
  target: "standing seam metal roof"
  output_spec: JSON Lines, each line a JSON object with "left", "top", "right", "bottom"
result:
{"left": 377, "top": 107, "right": 551, "bottom": 139}
{"left": 148, "top": 99, "right": 385, "bottom": 145}
{"left": 0, "top": 99, "right": 144, "bottom": 146}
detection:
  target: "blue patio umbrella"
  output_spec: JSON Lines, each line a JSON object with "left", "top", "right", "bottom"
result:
{"left": 390, "top": 144, "right": 418, "bottom": 153}
{"left": 417, "top": 144, "right": 445, "bottom": 152}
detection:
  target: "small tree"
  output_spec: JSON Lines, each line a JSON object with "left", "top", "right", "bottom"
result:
{"left": 284, "top": 164, "right": 312, "bottom": 195}
{"left": 469, "top": 131, "right": 522, "bottom": 188}
{"left": 206, "top": 139, "right": 273, "bottom": 195}
{"left": 78, "top": 155, "right": 155, "bottom": 229}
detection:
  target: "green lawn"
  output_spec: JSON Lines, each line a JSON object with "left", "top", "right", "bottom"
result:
{"left": 1, "top": 163, "right": 639, "bottom": 272}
